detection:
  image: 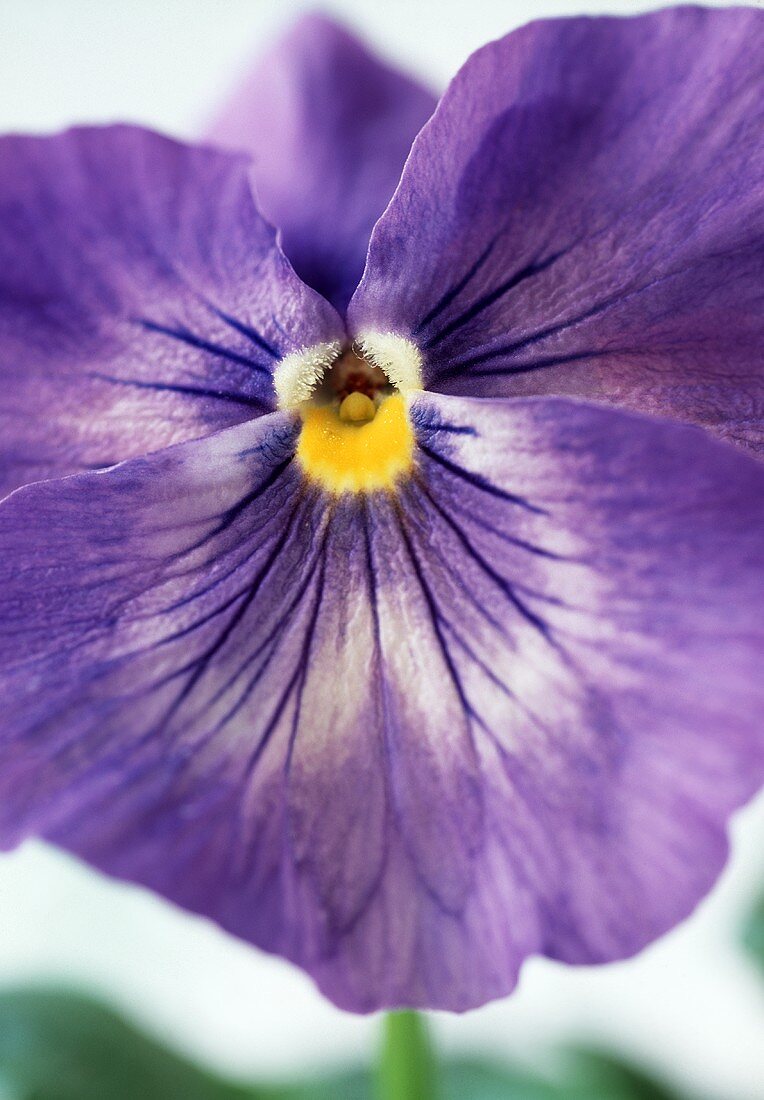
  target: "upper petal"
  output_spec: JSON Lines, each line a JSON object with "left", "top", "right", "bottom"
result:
{"left": 349, "top": 8, "right": 764, "bottom": 453}
{"left": 208, "top": 14, "right": 437, "bottom": 314}
{"left": 0, "top": 124, "right": 341, "bottom": 498}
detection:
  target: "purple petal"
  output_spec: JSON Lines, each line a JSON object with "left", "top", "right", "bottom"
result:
{"left": 349, "top": 8, "right": 764, "bottom": 453}
{"left": 0, "top": 124, "right": 341, "bottom": 498}
{"left": 0, "top": 394, "right": 761, "bottom": 1011}
{"left": 208, "top": 14, "right": 436, "bottom": 313}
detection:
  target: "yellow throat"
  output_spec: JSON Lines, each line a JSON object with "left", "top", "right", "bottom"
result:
{"left": 297, "top": 392, "right": 414, "bottom": 494}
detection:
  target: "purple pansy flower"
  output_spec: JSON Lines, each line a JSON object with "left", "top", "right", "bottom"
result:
{"left": 0, "top": 7, "right": 763, "bottom": 1012}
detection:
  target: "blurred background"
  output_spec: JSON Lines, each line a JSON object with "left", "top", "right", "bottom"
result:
{"left": 0, "top": 1, "right": 762, "bottom": 1097}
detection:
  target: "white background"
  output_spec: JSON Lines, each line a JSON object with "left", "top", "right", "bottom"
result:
{"left": 0, "top": 2, "right": 763, "bottom": 1097}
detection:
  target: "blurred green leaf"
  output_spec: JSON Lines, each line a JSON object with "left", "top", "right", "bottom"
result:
{"left": 439, "top": 1049, "right": 691, "bottom": 1100}
{"left": 742, "top": 889, "right": 764, "bottom": 975}
{"left": 0, "top": 987, "right": 373, "bottom": 1100}
{"left": 278, "top": 1071, "right": 372, "bottom": 1100}
{"left": 0, "top": 987, "right": 702, "bottom": 1100}
{"left": 440, "top": 1058, "right": 558, "bottom": 1100}
{"left": 0, "top": 987, "right": 253, "bottom": 1100}
{"left": 565, "top": 1049, "right": 688, "bottom": 1100}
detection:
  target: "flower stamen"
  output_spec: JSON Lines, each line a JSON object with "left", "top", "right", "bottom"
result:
{"left": 339, "top": 391, "right": 376, "bottom": 423}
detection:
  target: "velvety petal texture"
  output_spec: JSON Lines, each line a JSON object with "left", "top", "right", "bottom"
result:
{"left": 349, "top": 7, "right": 764, "bottom": 453}
{"left": 0, "top": 125, "right": 341, "bottom": 498}
{"left": 0, "top": 395, "right": 761, "bottom": 1010}
{"left": 209, "top": 14, "right": 437, "bottom": 313}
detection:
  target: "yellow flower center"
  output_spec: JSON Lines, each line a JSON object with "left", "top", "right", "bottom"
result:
{"left": 274, "top": 333, "right": 423, "bottom": 495}
{"left": 297, "top": 393, "right": 414, "bottom": 494}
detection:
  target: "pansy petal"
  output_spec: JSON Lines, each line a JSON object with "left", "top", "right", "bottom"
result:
{"left": 209, "top": 14, "right": 436, "bottom": 313}
{"left": 0, "top": 415, "right": 396, "bottom": 983}
{"left": 349, "top": 8, "right": 764, "bottom": 453}
{"left": 0, "top": 412, "right": 481, "bottom": 1008}
{"left": 0, "top": 124, "right": 341, "bottom": 497}
{"left": 393, "top": 392, "right": 764, "bottom": 1002}
{"left": 0, "top": 393, "right": 761, "bottom": 1011}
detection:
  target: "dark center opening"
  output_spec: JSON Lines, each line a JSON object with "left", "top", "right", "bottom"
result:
{"left": 318, "top": 346, "right": 392, "bottom": 406}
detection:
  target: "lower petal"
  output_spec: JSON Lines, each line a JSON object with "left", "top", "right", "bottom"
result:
{"left": 0, "top": 393, "right": 761, "bottom": 1011}
{"left": 398, "top": 392, "right": 763, "bottom": 978}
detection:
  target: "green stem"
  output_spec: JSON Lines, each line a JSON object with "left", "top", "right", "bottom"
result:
{"left": 376, "top": 1011, "right": 438, "bottom": 1100}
